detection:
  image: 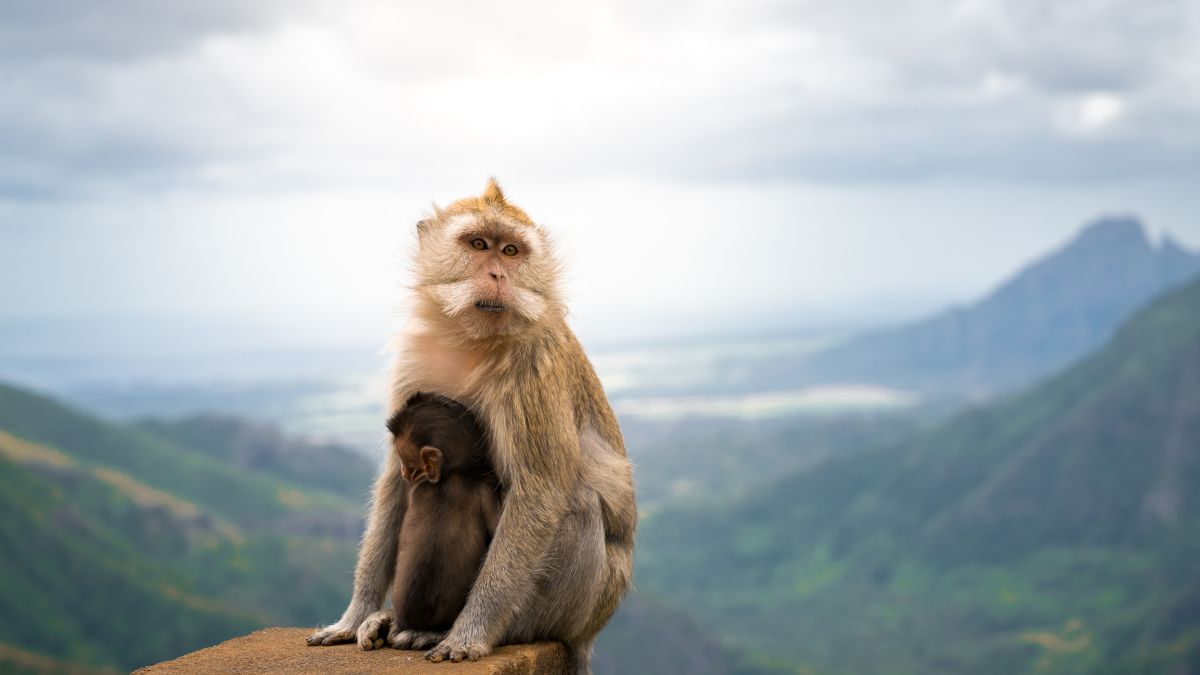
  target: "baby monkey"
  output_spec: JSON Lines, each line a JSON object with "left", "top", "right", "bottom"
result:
{"left": 375, "top": 392, "right": 502, "bottom": 651}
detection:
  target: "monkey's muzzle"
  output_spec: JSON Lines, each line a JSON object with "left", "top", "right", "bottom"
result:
{"left": 474, "top": 300, "right": 507, "bottom": 313}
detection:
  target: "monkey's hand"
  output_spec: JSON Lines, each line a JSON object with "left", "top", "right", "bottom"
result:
{"left": 355, "top": 610, "right": 392, "bottom": 650}
{"left": 305, "top": 624, "right": 354, "bottom": 646}
{"left": 424, "top": 633, "right": 492, "bottom": 663}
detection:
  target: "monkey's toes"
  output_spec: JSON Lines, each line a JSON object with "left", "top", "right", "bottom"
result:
{"left": 425, "top": 641, "right": 488, "bottom": 663}
{"left": 394, "top": 630, "right": 447, "bottom": 650}
{"left": 411, "top": 632, "right": 445, "bottom": 650}
{"left": 389, "top": 630, "right": 415, "bottom": 650}
{"left": 307, "top": 628, "right": 354, "bottom": 646}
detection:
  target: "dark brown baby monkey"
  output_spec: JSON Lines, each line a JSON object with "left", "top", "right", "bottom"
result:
{"left": 377, "top": 392, "right": 502, "bottom": 650}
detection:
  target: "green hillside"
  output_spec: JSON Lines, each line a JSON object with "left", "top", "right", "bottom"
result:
{"left": 137, "top": 415, "right": 378, "bottom": 500}
{"left": 0, "top": 385, "right": 365, "bottom": 532}
{"left": 594, "top": 592, "right": 787, "bottom": 675}
{"left": 624, "top": 413, "right": 917, "bottom": 512}
{"left": 0, "top": 385, "right": 366, "bottom": 671}
{"left": 0, "top": 383, "right": 767, "bottom": 674}
{"left": 0, "top": 449, "right": 260, "bottom": 670}
{"left": 637, "top": 276, "right": 1200, "bottom": 674}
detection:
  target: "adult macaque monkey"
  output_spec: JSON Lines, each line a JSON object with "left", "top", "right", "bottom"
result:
{"left": 307, "top": 179, "right": 636, "bottom": 674}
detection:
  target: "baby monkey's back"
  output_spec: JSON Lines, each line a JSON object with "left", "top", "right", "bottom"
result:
{"left": 388, "top": 393, "right": 502, "bottom": 635}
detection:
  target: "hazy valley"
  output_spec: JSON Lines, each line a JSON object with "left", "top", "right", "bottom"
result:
{"left": 1, "top": 216, "right": 1199, "bottom": 673}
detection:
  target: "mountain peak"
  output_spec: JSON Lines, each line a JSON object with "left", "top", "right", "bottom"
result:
{"left": 1072, "top": 215, "right": 1149, "bottom": 248}
{"left": 771, "top": 213, "right": 1200, "bottom": 398}
{"left": 1159, "top": 232, "right": 1200, "bottom": 260}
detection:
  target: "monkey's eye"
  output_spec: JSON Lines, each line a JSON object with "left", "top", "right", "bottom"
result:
{"left": 502, "top": 244, "right": 519, "bottom": 256}
{"left": 470, "top": 238, "right": 488, "bottom": 251}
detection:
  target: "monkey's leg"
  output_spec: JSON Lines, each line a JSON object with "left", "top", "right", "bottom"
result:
{"left": 307, "top": 459, "right": 407, "bottom": 646}
{"left": 562, "top": 534, "right": 633, "bottom": 675}
{"left": 559, "top": 520, "right": 632, "bottom": 675}
{"left": 502, "top": 492, "right": 625, "bottom": 675}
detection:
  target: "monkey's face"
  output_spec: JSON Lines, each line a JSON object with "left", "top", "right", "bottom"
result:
{"left": 412, "top": 181, "right": 562, "bottom": 339}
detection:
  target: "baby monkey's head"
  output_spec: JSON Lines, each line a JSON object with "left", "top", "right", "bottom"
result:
{"left": 387, "top": 392, "right": 490, "bottom": 484}
{"left": 411, "top": 178, "right": 564, "bottom": 340}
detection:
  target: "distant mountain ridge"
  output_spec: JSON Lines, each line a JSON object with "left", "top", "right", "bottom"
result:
{"left": 637, "top": 274, "right": 1200, "bottom": 673}
{"left": 765, "top": 215, "right": 1200, "bottom": 399}
{"left": 137, "top": 415, "right": 377, "bottom": 500}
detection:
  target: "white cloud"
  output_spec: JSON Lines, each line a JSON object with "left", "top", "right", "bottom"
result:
{"left": 2, "top": 0, "right": 1198, "bottom": 194}
{"left": 2, "top": 0, "right": 1199, "bottom": 350}
{"left": 1056, "top": 92, "right": 1125, "bottom": 135}
{"left": 980, "top": 70, "right": 1026, "bottom": 99}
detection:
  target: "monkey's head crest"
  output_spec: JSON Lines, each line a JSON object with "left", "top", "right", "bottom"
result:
{"left": 411, "top": 179, "right": 565, "bottom": 340}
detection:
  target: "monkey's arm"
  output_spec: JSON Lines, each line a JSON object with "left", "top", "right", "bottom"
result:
{"left": 480, "top": 483, "right": 502, "bottom": 540}
{"left": 307, "top": 455, "right": 408, "bottom": 646}
{"left": 426, "top": 410, "right": 577, "bottom": 662}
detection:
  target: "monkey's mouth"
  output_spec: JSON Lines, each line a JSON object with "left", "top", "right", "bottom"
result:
{"left": 474, "top": 300, "right": 508, "bottom": 313}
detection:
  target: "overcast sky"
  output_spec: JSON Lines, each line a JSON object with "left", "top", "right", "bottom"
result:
{"left": 2, "top": 0, "right": 1199, "bottom": 361}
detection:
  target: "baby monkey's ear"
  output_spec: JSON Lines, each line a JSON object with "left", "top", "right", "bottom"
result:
{"left": 419, "top": 446, "right": 444, "bottom": 484}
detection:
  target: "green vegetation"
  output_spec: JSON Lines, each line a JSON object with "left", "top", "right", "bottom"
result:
{"left": 0, "top": 384, "right": 366, "bottom": 672}
{"left": 636, "top": 276, "right": 1200, "bottom": 674}
{"left": 0, "top": 381, "right": 771, "bottom": 674}
{"left": 595, "top": 593, "right": 790, "bottom": 675}
{"left": 0, "top": 386, "right": 365, "bottom": 530}
{"left": 137, "top": 415, "right": 377, "bottom": 500}
{"left": 624, "top": 413, "right": 918, "bottom": 512}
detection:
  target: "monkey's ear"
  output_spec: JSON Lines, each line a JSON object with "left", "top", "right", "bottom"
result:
{"left": 417, "top": 205, "right": 446, "bottom": 235}
{"left": 420, "top": 446, "right": 443, "bottom": 484}
{"left": 482, "top": 177, "right": 506, "bottom": 205}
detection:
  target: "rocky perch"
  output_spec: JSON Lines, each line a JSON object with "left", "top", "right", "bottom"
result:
{"left": 135, "top": 628, "right": 569, "bottom": 674}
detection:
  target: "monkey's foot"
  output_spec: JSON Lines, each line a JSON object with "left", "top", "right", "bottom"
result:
{"left": 356, "top": 611, "right": 393, "bottom": 650}
{"left": 425, "top": 635, "right": 491, "bottom": 663}
{"left": 305, "top": 625, "right": 355, "bottom": 647}
{"left": 390, "top": 629, "right": 446, "bottom": 650}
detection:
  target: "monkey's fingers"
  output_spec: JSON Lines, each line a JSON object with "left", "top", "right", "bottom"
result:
{"left": 306, "top": 627, "right": 355, "bottom": 646}
{"left": 425, "top": 640, "right": 489, "bottom": 663}
{"left": 357, "top": 611, "right": 392, "bottom": 651}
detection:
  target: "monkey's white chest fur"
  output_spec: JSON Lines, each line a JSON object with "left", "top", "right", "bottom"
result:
{"left": 391, "top": 330, "right": 484, "bottom": 404}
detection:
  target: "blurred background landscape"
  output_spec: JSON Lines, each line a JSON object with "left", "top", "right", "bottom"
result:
{"left": 2, "top": 2, "right": 1199, "bottom": 674}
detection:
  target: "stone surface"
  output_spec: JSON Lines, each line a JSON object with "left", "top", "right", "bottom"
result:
{"left": 134, "top": 628, "right": 569, "bottom": 674}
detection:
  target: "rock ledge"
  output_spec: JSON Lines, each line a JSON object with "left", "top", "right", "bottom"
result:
{"left": 134, "top": 627, "right": 568, "bottom": 674}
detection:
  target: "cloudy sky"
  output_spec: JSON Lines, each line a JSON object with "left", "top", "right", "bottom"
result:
{"left": 2, "top": 0, "right": 1199, "bottom": 373}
